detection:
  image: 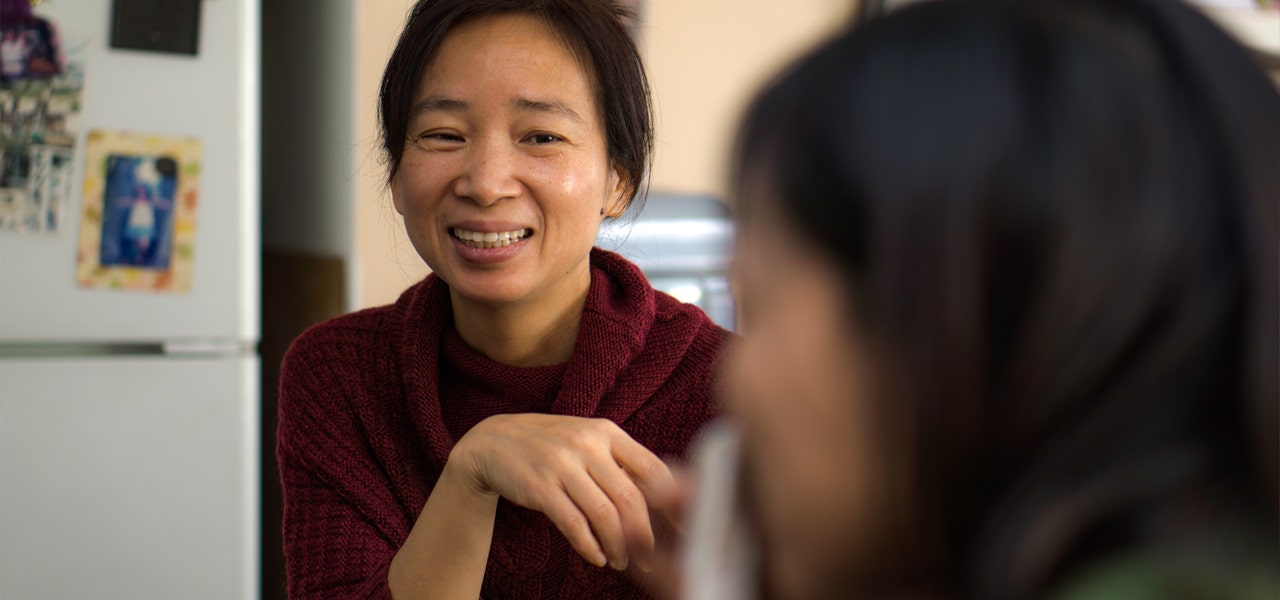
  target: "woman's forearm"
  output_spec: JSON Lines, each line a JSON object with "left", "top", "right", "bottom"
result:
{"left": 387, "top": 458, "right": 500, "bottom": 600}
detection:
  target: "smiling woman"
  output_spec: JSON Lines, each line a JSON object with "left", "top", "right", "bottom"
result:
{"left": 391, "top": 13, "right": 628, "bottom": 352}
{"left": 275, "top": 1, "right": 731, "bottom": 599}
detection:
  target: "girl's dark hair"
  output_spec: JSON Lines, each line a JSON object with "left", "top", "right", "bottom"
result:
{"left": 734, "top": 0, "right": 1279, "bottom": 596}
{"left": 378, "top": 0, "right": 652, "bottom": 206}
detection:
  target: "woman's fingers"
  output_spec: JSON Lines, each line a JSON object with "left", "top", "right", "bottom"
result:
{"left": 560, "top": 465, "right": 630, "bottom": 570}
{"left": 544, "top": 421, "right": 667, "bottom": 572}
{"left": 610, "top": 429, "right": 677, "bottom": 500}
{"left": 655, "top": 464, "right": 694, "bottom": 536}
{"left": 602, "top": 425, "right": 680, "bottom": 573}
{"left": 539, "top": 486, "right": 609, "bottom": 568}
{"left": 587, "top": 458, "right": 656, "bottom": 572}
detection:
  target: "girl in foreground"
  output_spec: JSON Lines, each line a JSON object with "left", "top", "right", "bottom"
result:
{"left": 664, "top": 0, "right": 1280, "bottom": 597}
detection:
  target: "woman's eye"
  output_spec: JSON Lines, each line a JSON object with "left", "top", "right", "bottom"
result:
{"left": 415, "top": 131, "right": 463, "bottom": 143}
{"left": 528, "top": 133, "right": 562, "bottom": 145}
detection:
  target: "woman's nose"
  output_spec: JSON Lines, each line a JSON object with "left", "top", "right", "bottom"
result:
{"left": 454, "top": 138, "right": 520, "bottom": 206}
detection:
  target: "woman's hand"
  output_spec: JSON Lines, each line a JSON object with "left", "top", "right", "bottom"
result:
{"left": 450, "top": 414, "right": 675, "bottom": 572}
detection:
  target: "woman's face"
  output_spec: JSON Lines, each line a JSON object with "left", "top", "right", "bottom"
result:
{"left": 392, "top": 13, "right": 625, "bottom": 307}
{"left": 726, "top": 203, "right": 891, "bottom": 599}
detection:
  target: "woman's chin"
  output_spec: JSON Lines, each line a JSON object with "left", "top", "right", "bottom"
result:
{"left": 426, "top": 251, "right": 532, "bottom": 304}
{"left": 446, "top": 278, "right": 533, "bottom": 307}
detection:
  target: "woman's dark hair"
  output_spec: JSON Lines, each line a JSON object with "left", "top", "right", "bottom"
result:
{"left": 734, "top": 0, "right": 1279, "bottom": 596}
{"left": 379, "top": 0, "right": 652, "bottom": 207}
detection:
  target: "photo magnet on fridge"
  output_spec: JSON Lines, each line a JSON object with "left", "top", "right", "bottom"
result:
{"left": 0, "top": 5, "right": 85, "bottom": 235}
{"left": 78, "top": 130, "right": 202, "bottom": 293}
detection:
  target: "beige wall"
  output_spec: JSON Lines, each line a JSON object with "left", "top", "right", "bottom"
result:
{"left": 354, "top": 1, "right": 424, "bottom": 310}
{"left": 352, "top": 0, "right": 856, "bottom": 309}
{"left": 643, "top": 0, "right": 853, "bottom": 196}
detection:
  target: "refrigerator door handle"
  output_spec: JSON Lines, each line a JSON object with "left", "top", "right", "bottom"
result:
{"left": 163, "top": 339, "right": 257, "bottom": 357}
{"left": 0, "top": 340, "right": 255, "bottom": 358}
{"left": 0, "top": 343, "right": 166, "bottom": 358}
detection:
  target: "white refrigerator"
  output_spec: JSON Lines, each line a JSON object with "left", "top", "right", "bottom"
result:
{"left": 0, "top": 1, "right": 260, "bottom": 599}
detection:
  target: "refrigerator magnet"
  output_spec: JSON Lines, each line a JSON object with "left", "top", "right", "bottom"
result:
{"left": 77, "top": 130, "right": 202, "bottom": 293}
{"left": 0, "top": 8, "right": 86, "bottom": 235}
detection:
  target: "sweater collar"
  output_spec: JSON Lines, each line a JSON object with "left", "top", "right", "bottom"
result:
{"left": 395, "top": 248, "right": 663, "bottom": 467}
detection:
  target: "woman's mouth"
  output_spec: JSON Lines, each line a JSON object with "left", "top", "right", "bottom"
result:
{"left": 450, "top": 227, "right": 532, "bottom": 249}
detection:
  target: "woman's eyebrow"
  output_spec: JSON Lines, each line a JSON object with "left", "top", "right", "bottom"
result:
{"left": 407, "top": 96, "right": 584, "bottom": 123}
{"left": 408, "top": 96, "right": 468, "bottom": 119}
{"left": 514, "top": 97, "right": 583, "bottom": 123}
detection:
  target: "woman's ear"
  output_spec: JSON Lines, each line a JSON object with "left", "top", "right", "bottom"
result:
{"left": 603, "top": 167, "right": 631, "bottom": 218}
{"left": 390, "top": 174, "right": 406, "bottom": 216}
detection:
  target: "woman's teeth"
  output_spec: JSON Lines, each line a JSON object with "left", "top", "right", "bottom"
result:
{"left": 451, "top": 227, "right": 531, "bottom": 249}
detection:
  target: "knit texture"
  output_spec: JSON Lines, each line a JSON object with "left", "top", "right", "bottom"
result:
{"left": 277, "top": 249, "right": 731, "bottom": 599}
{"left": 439, "top": 327, "right": 567, "bottom": 441}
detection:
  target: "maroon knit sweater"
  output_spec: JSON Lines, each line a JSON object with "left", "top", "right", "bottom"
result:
{"left": 277, "top": 249, "right": 731, "bottom": 599}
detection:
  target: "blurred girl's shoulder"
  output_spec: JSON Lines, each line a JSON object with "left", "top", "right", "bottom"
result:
{"left": 1051, "top": 546, "right": 1279, "bottom": 600}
